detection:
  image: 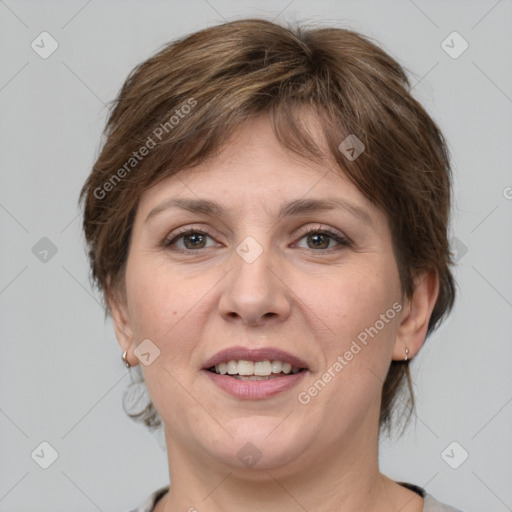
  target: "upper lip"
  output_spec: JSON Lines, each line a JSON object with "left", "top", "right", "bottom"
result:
{"left": 203, "top": 346, "right": 309, "bottom": 370}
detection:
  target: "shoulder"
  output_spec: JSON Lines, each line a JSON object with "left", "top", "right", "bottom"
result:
{"left": 124, "top": 486, "right": 170, "bottom": 512}
{"left": 398, "top": 482, "right": 464, "bottom": 512}
{"left": 123, "top": 484, "right": 465, "bottom": 512}
{"left": 423, "top": 492, "right": 465, "bottom": 512}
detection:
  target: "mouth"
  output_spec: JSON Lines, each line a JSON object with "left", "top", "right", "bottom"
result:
{"left": 207, "top": 359, "right": 305, "bottom": 380}
{"left": 202, "top": 346, "right": 309, "bottom": 399}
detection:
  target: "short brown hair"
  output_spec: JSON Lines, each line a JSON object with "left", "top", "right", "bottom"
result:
{"left": 79, "top": 18, "right": 456, "bottom": 436}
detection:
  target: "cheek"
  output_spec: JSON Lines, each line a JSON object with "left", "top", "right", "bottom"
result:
{"left": 125, "top": 256, "right": 188, "bottom": 337}
{"left": 124, "top": 259, "right": 216, "bottom": 368}
{"left": 298, "top": 262, "right": 400, "bottom": 346}
{"left": 297, "top": 261, "right": 401, "bottom": 405}
{"left": 125, "top": 266, "right": 204, "bottom": 421}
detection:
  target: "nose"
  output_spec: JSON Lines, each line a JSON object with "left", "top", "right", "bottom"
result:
{"left": 218, "top": 240, "right": 291, "bottom": 327}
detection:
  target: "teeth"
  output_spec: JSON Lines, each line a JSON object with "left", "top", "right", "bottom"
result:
{"left": 271, "top": 360, "right": 282, "bottom": 373}
{"left": 227, "top": 360, "right": 237, "bottom": 375}
{"left": 238, "top": 360, "right": 254, "bottom": 376}
{"left": 234, "top": 375, "right": 281, "bottom": 381}
{"left": 213, "top": 359, "right": 301, "bottom": 376}
{"left": 254, "top": 360, "right": 272, "bottom": 376}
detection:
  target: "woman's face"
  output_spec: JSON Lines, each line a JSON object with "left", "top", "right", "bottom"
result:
{"left": 111, "top": 115, "right": 413, "bottom": 474}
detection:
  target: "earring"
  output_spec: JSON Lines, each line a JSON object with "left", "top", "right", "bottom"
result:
{"left": 122, "top": 350, "right": 131, "bottom": 368}
{"left": 404, "top": 347, "right": 409, "bottom": 361}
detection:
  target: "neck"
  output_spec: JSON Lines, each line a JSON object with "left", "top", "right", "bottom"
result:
{"left": 157, "top": 415, "right": 408, "bottom": 512}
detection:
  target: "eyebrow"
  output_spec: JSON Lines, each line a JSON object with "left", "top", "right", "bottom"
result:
{"left": 145, "top": 197, "right": 374, "bottom": 227}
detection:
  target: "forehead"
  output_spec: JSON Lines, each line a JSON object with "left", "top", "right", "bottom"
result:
{"left": 136, "top": 115, "right": 380, "bottom": 223}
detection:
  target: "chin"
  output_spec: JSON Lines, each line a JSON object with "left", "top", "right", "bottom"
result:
{"left": 203, "top": 417, "right": 314, "bottom": 472}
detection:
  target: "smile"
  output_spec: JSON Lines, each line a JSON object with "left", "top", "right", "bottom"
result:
{"left": 208, "top": 359, "right": 303, "bottom": 380}
{"left": 202, "top": 346, "right": 309, "bottom": 399}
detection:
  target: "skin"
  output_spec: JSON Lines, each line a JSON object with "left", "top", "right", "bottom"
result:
{"left": 109, "top": 114, "right": 439, "bottom": 512}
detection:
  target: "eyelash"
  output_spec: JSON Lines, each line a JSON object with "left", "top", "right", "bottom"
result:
{"left": 161, "top": 226, "right": 351, "bottom": 253}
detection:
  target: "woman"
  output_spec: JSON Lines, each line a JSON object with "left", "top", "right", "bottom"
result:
{"left": 79, "top": 18, "right": 462, "bottom": 512}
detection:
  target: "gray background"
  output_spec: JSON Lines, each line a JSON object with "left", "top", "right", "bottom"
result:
{"left": 1, "top": 1, "right": 511, "bottom": 511}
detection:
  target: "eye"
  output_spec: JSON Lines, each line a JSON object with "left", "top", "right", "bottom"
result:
{"left": 163, "top": 228, "right": 219, "bottom": 251}
{"left": 162, "top": 226, "right": 351, "bottom": 253}
{"left": 294, "top": 227, "right": 351, "bottom": 251}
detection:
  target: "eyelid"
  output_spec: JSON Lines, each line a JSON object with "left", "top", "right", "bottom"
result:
{"left": 295, "top": 224, "right": 348, "bottom": 241}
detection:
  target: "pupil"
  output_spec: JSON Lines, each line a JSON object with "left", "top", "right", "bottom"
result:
{"left": 309, "top": 234, "right": 328, "bottom": 249}
{"left": 185, "top": 233, "right": 205, "bottom": 249}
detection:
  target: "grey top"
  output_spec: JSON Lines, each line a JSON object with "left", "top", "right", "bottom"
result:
{"left": 126, "top": 482, "right": 464, "bottom": 512}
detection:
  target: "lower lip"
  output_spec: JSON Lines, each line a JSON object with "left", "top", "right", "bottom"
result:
{"left": 203, "top": 370, "right": 308, "bottom": 399}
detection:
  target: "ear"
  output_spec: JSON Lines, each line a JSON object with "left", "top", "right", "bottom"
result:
{"left": 106, "top": 277, "right": 138, "bottom": 367}
{"left": 392, "top": 270, "right": 440, "bottom": 361}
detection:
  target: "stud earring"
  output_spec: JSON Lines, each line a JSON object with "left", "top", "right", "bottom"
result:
{"left": 404, "top": 347, "right": 409, "bottom": 361}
